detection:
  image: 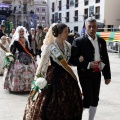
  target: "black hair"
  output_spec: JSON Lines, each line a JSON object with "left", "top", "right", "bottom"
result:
{"left": 1, "top": 24, "right": 5, "bottom": 28}
{"left": 52, "top": 23, "right": 67, "bottom": 37}
{"left": 37, "top": 25, "right": 43, "bottom": 30}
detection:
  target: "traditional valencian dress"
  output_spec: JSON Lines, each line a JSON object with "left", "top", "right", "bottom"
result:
{"left": 3, "top": 40, "right": 37, "bottom": 92}
{"left": 23, "top": 40, "right": 83, "bottom": 120}
{"left": 0, "top": 41, "right": 9, "bottom": 74}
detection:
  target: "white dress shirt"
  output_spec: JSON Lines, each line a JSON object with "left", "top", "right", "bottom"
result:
{"left": 87, "top": 34, "right": 101, "bottom": 69}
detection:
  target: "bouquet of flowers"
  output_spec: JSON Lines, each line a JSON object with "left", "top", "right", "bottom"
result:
{"left": 3, "top": 52, "right": 14, "bottom": 69}
{"left": 30, "top": 73, "right": 48, "bottom": 101}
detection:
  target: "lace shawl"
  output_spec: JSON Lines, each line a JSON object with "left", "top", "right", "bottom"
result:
{"left": 35, "top": 40, "right": 71, "bottom": 78}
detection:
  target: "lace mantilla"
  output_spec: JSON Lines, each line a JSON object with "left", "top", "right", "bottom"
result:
{"left": 36, "top": 40, "right": 71, "bottom": 78}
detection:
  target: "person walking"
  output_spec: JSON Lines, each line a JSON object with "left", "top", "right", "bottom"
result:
{"left": 3, "top": 26, "right": 36, "bottom": 92}
{"left": 28, "top": 28, "right": 37, "bottom": 57}
{"left": 0, "top": 36, "right": 9, "bottom": 75}
{"left": 35, "top": 25, "right": 46, "bottom": 56}
{"left": 70, "top": 17, "right": 111, "bottom": 120}
{"left": 9, "top": 28, "right": 15, "bottom": 39}
{"left": 23, "top": 23, "right": 83, "bottom": 120}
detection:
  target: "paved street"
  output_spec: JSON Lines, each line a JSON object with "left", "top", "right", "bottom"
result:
{"left": 0, "top": 53, "right": 120, "bottom": 120}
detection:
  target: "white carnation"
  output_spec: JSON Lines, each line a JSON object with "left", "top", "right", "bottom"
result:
{"left": 6, "top": 52, "right": 13, "bottom": 56}
{"left": 8, "top": 56, "right": 14, "bottom": 61}
{"left": 35, "top": 77, "right": 47, "bottom": 89}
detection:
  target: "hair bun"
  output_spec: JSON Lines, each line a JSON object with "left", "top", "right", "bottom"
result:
{"left": 52, "top": 25, "right": 58, "bottom": 37}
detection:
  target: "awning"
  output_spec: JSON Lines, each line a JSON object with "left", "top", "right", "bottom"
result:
{"left": 96, "top": 32, "right": 120, "bottom": 42}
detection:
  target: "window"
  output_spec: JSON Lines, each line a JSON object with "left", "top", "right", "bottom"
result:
{"left": 107, "top": 25, "right": 114, "bottom": 31}
{"left": 55, "top": 12, "right": 58, "bottom": 23}
{"left": 51, "top": 14, "right": 54, "bottom": 23}
{"left": 84, "top": 0, "right": 88, "bottom": 6}
{"left": 42, "top": 17, "right": 45, "bottom": 20}
{"left": 74, "top": 26, "right": 78, "bottom": 32}
{"left": 95, "top": 0, "right": 100, "bottom": 3}
{"left": 66, "top": 0, "right": 69, "bottom": 9}
{"left": 37, "top": 16, "right": 39, "bottom": 20}
{"left": 84, "top": 8, "right": 88, "bottom": 19}
{"left": 95, "top": 6, "right": 100, "bottom": 19}
{"left": 75, "top": 0, "right": 78, "bottom": 7}
{"left": 58, "top": 13, "right": 62, "bottom": 22}
{"left": 89, "top": 6, "right": 94, "bottom": 17}
{"left": 52, "top": 2, "right": 55, "bottom": 12}
{"left": 23, "top": 4, "right": 27, "bottom": 14}
{"left": 66, "top": 12, "right": 69, "bottom": 22}
{"left": 42, "top": 9, "right": 45, "bottom": 12}
{"left": 36, "top": 8, "right": 39, "bottom": 12}
{"left": 74, "top": 10, "right": 78, "bottom": 21}
{"left": 58, "top": 1, "right": 62, "bottom": 11}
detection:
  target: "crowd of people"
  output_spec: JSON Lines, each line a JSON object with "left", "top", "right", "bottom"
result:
{"left": 0, "top": 17, "right": 111, "bottom": 120}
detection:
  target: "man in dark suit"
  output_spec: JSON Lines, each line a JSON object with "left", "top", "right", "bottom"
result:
{"left": 70, "top": 17, "right": 111, "bottom": 120}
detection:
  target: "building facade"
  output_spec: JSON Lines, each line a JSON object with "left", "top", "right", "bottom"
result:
{"left": 34, "top": 0, "right": 49, "bottom": 27}
{"left": 48, "top": 0, "right": 120, "bottom": 33}
{"left": 1, "top": 0, "right": 33, "bottom": 29}
{"left": 1, "top": 0, "right": 49, "bottom": 29}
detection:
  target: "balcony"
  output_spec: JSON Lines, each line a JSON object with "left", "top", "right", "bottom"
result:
{"left": 66, "top": 4, "right": 69, "bottom": 9}
{"left": 75, "top": 2, "right": 78, "bottom": 7}
{"left": 2, "top": 0, "right": 28, "bottom": 4}
{"left": 73, "top": 16, "right": 78, "bottom": 21}
{"left": 65, "top": 17, "right": 69, "bottom": 22}
{"left": 58, "top": 6, "right": 61, "bottom": 11}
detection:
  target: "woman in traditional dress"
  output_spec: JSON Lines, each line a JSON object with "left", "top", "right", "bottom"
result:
{"left": 24, "top": 23, "right": 83, "bottom": 120}
{"left": 0, "top": 36, "right": 9, "bottom": 75}
{"left": 3, "top": 26, "right": 37, "bottom": 92}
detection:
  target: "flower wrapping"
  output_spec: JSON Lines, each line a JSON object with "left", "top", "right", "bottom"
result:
{"left": 8, "top": 56, "right": 14, "bottom": 62}
{"left": 35, "top": 77, "right": 47, "bottom": 89}
{"left": 30, "top": 74, "right": 47, "bottom": 100}
{"left": 3, "top": 52, "right": 14, "bottom": 69}
{"left": 6, "top": 52, "right": 13, "bottom": 56}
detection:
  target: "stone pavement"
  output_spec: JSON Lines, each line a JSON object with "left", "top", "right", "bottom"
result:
{"left": 0, "top": 53, "right": 120, "bottom": 120}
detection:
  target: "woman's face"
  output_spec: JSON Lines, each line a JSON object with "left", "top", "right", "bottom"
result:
{"left": 59, "top": 27, "right": 68, "bottom": 40}
{"left": 19, "top": 28, "right": 24, "bottom": 37}
{"left": 2, "top": 38, "right": 6, "bottom": 44}
{"left": 12, "top": 29, "right": 15, "bottom": 34}
{"left": 31, "top": 30, "right": 35, "bottom": 35}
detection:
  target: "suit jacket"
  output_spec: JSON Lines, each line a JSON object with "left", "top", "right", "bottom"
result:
{"left": 70, "top": 35, "right": 111, "bottom": 80}
{"left": 35, "top": 31, "right": 46, "bottom": 49}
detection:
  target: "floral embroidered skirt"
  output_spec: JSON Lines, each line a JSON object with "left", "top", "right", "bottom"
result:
{"left": 3, "top": 57, "right": 37, "bottom": 92}
{"left": 23, "top": 65, "right": 83, "bottom": 120}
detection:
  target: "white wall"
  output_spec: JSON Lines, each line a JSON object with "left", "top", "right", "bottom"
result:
{"left": 104, "top": 0, "right": 120, "bottom": 27}
{"left": 48, "top": 0, "right": 84, "bottom": 33}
